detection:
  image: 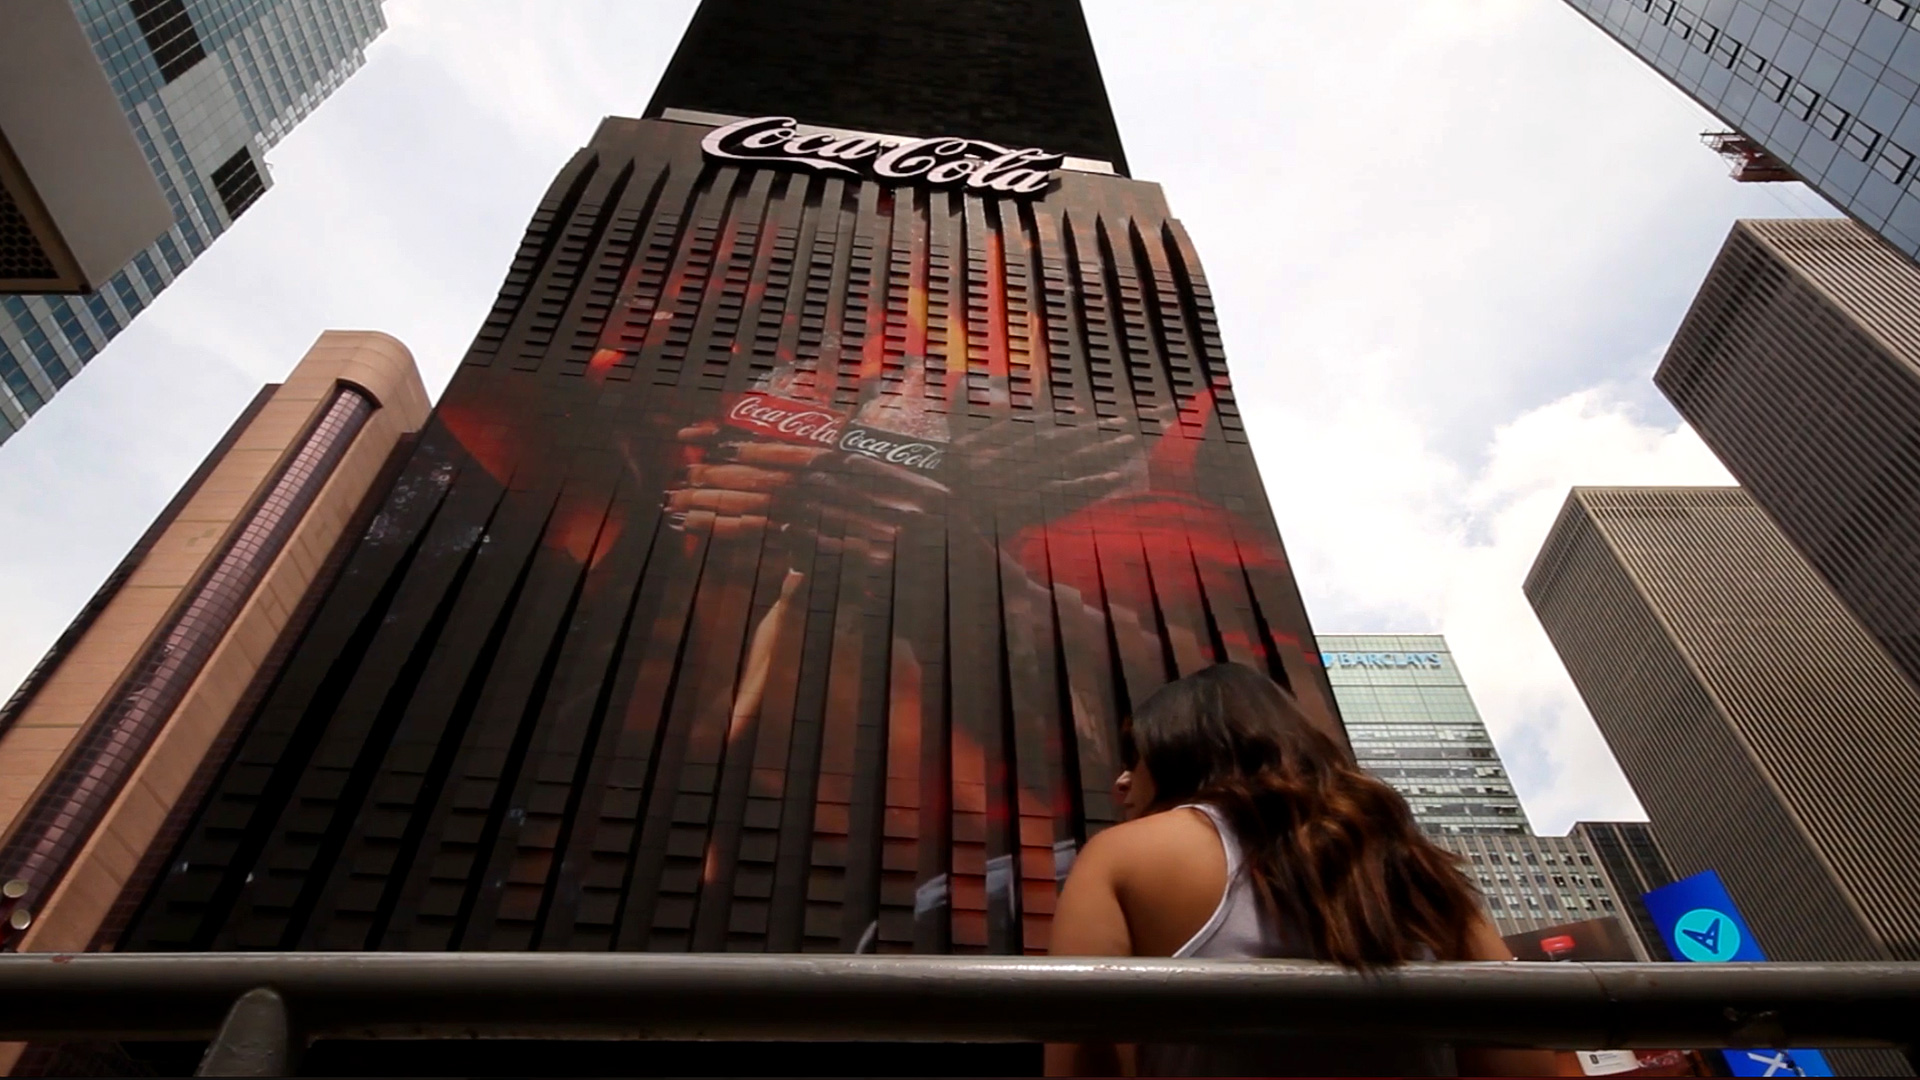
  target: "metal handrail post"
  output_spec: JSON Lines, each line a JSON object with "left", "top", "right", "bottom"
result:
{"left": 196, "top": 987, "right": 293, "bottom": 1078}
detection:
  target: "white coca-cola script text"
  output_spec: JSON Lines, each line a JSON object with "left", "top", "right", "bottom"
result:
{"left": 702, "top": 116, "right": 1063, "bottom": 197}
{"left": 840, "top": 428, "right": 946, "bottom": 472}
{"left": 727, "top": 396, "right": 844, "bottom": 446}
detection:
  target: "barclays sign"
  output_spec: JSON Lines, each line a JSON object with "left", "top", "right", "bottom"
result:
{"left": 1328, "top": 653, "right": 1443, "bottom": 668}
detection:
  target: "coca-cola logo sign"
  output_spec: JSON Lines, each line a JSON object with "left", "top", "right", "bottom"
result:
{"left": 702, "top": 116, "right": 1063, "bottom": 197}
{"left": 840, "top": 427, "right": 946, "bottom": 472}
{"left": 725, "top": 393, "right": 846, "bottom": 447}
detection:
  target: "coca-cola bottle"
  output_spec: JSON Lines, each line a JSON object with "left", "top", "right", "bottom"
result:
{"left": 839, "top": 357, "right": 951, "bottom": 477}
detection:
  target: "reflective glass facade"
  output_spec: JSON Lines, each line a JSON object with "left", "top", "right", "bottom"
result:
{"left": 1565, "top": 0, "right": 1920, "bottom": 263}
{"left": 0, "top": 0, "right": 385, "bottom": 443}
{"left": 1322, "top": 635, "right": 1648, "bottom": 939}
{"left": 1321, "top": 634, "right": 1530, "bottom": 836}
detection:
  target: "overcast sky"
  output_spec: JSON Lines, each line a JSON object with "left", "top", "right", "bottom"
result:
{"left": 0, "top": 0, "right": 1837, "bottom": 834}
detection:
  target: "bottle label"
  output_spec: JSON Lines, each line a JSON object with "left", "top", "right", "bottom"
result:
{"left": 839, "top": 425, "right": 947, "bottom": 473}
{"left": 724, "top": 392, "right": 848, "bottom": 447}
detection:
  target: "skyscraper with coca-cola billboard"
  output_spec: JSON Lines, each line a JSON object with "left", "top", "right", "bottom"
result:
{"left": 112, "top": 0, "right": 1339, "bottom": 963}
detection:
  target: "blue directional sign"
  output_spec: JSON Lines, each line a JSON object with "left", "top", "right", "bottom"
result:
{"left": 1643, "top": 872, "right": 1833, "bottom": 1077}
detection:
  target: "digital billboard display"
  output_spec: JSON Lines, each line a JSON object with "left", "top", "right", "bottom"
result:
{"left": 123, "top": 116, "right": 1338, "bottom": 959}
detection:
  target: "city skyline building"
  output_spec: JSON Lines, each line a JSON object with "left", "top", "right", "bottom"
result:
{"left": 1575, "top": 820, "right": 1677, "bottom": 960}
{"left": 0, "top": 0, "right": 387, "bottom": 445}
{"left": 1561, "top": 0, "right": 1920, "bottom": 264}
{"left": 114, "top": 0, "right": 1343, "bottom": 992}
{"left": 1526, "top": 486, "right": 1920, "bottom": 1076}
{"left": 1319, "top": 634, "right": 1657, "bottom": 947}
{"left": 1445, "top": 832, "right": 1642, "bottom": 945}
{"left": 1657, "top": 217, "right": 1920, "bottom": 695}
{"left": 1319, "top": 634, "right": 1530, "bottom": 836}
{"left": 0, "top": 331, "right": 427, "bottom": 1076}
{"left": 1, "top": 0, "right": 174, "bottom": 295}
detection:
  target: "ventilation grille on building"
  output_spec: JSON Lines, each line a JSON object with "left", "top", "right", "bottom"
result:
{"left": 0, "top": 183, "right": 57, "bottom": 282}
{"left": 212, "top": 149, "right": 266, "bottom": 221}
{"left": 130, "top": 0, "right": 207, "bottom": 83}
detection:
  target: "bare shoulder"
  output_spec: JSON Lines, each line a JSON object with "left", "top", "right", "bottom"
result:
{"left": 1084, "top": 806, "right": 1215, "bottom": 852}
{"left": 1082, "top": 807, "right": 1225, "bottom": 885}
{"left": 1081, "top": 807, "right": 1230, "bottom": 957}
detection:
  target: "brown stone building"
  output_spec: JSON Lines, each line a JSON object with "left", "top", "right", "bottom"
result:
{"left": 0, "top": 331, "right": 428, "bottom": 978}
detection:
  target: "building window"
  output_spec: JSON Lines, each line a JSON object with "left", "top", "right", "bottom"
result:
{"left": 1876, "top": 143, "right": 1914, "bottom": 184}
{"left": 1789, "top": 84, "right": 1822, "bottom": 121}
{"left": 1712, "top": 34, "right": 1740, "bottom": 68}
{"left": 1815, "top": 102, "right": 1853, "bottom": 141}
{"left": 1764, "top": 70, "right": 1794, "bottom": 103}
{"left": 1843, "top": 119, "right": 1882, "bottom": 160}
{"left": 1875, "top": 0, "right": 1911, "bottom": 21}
{"left": 212, "top": 150, "right": 268, "bottom": 221}
{"left": 1736, "top": 50, "right": 1766, "bottom": 83}
{"left": 130, "top": 0, "right": 207, "bottom": 83}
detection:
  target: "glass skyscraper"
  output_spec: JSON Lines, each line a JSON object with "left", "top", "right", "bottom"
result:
{"left": 0, "top": 0, "right": 386, "bottom": 444}
{"left": 1321, "top": 634, "right": 1530, "bottom": 835}
{"left": 1563, "top": 0, "right": 1920, "bottom": 264}
{"left": 1322, "top": 634, "right": 1655, "bottom": 941}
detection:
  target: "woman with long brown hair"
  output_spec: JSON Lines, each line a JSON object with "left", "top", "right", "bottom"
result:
{"left": 1045, "top": 662, "right": 1556, "bottom": 1077}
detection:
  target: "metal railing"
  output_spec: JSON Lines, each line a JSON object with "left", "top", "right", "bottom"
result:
{"left": 1, "top": 953, "right": 1916, "bottom": 1076}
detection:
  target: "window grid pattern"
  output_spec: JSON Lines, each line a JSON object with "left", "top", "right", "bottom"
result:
{"left": 1657, "top": 219, "right": 1920, "bottom": 690}
{"left": 1321, "top": 634, "right": 1531, "bottom": 837}
{"left": 1566, "top": 0, "right": 1920, "bottom": 265}
{"left": 1525, "top": 486, "right": 1920, "bottom": 1074}
{"left": 1527, "top": 488, "right": 1920, "bottom": 955}
{"left": 0, "top": 0, "right": 385, "bottom": 445}
{"left": 1573, "top": 821, "right": 1678, "bottom": 960}
{"left": 0, "top": 387, "right": 374, "bottom": 948}
{"left": 1443, "top": 832, "right": 1626, "bottom": 939}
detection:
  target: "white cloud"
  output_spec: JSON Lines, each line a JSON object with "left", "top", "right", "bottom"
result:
{"left": 1082, "top": 0, "right": 1824, "bottom": 832}
{"left": 1252, "top": 371, "right": 1734, "bottom": 833}
{"left": 0, "top": 0, "right": 1837, "bottom": 837}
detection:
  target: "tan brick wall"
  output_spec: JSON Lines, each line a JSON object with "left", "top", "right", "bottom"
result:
{"left": 0, "top": 331, "right": 428, "bottom": 957}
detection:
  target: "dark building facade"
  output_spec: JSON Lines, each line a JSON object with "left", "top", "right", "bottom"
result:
{"left": 1526, "top": 486, "right": 1920, "bottom": 1075}
{"left": 1560, "top": 0, "right": 1920, "bottom": 263}
{"left": 1657, "top": 217, "right": 1920, "bottom": 693}
{"left": 644, "top": 0, "right": 1128, "bottom": 174}
{"left": 114, "top": 2, "right": 1337, "bottom": 963}
{"left": 1573, "top": 821, "right": 1676, "bottom": 961}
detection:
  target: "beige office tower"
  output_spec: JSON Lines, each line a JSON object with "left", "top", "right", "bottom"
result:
{"left": 1657, "top": 218, "right": 1920, "bottom": 700}
{"left": 0, "top": 332, "right": 426, "bottom": 993}
{"left": 1527, "top": 486, "right": 1920, "bottom": 1077}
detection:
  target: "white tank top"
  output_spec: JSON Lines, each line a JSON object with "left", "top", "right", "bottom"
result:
{"left": 1133, "top": 804, "right": 1458, "bottom": 1077}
